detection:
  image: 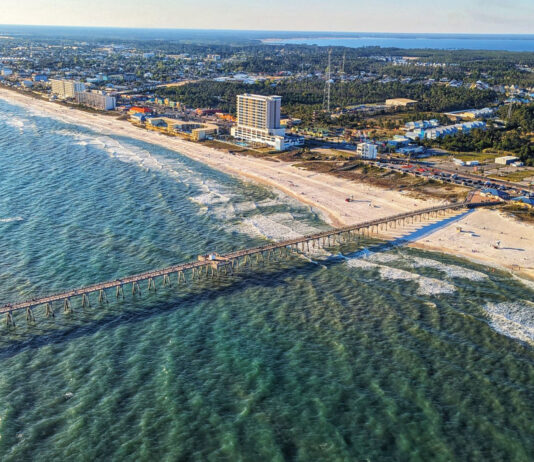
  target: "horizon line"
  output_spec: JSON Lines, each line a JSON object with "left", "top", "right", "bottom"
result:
{"left": 0, "top": 24, "right": 533, "bottom": 37}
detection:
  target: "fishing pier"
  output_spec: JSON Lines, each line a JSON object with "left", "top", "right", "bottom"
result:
{"left": 2, "top": 201, "right": 497, "bottom": 326}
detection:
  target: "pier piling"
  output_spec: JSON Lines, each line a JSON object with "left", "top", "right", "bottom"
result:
{"left": 45, "top": 303, "right": 54, "bottom": 318}
{"left": 5, "top": 312, "right": 15, "bottom": 327}
{"left": 26, "top": 307, "right": 35, "bottom": 324}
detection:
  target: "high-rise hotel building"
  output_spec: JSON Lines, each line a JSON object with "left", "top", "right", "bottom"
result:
{"left": 50, "top": 79, "right": 86, "bottom": 99}
{"left": 231, "top": 94, "right": 286, "bottom": 150}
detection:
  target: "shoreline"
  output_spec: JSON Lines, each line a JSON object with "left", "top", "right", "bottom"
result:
{"left": 1, "top": 87, "right": 533, "bottom": 281}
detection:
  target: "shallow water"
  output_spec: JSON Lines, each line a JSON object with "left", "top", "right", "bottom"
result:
{"left": 1, "top": 99, "right": 534, "bottom": 461}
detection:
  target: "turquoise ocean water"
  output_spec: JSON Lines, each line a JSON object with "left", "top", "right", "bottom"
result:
{"left": 0, "top": 98, "right": 534, "bottom": 461}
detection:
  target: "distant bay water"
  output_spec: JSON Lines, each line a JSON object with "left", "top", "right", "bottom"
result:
{"left": 263, "top": 34, "right": 534, "bottom": 52}
{"left": 0, "top": 26, "right": 533, "bottom": 52}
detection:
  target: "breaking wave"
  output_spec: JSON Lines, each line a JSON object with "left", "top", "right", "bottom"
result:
{"left": 0, "top": 216, "right": 24, "bottom": 223}
{"left": 346, "top": 256, "right": 456, "bottom": 295}
{"left": 484, "top": 301, "right": 534, "bottom": 346}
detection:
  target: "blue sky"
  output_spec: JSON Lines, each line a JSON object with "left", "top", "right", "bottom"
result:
{"left": 1, "top": 0, "right": 533, "bottom": 34}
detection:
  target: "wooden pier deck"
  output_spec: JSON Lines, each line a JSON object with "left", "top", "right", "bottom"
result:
{"left": 1, "top": 201, "right": 498, "bottom": 323}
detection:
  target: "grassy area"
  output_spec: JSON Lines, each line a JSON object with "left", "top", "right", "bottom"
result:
{"left": 294, "top": 161, "right": 469, "bottom": 202}
{"left": 427, "top": 148, "right": 519, "bottom": 163}
{"left": 323, "top": 149, "right": 357, "bottom": 159}
{"left": 503, "top": 204, "right": 534, "bottom": 223}
{"left": 489, "top": 170, "right": 534, "bottom": 183}
{"left": 201, "top": 139, "right": 277, "bottom": 158}
{"left": 423, "top": 152, "right": 497, "bottom": 162}
{"left": 277, "top": 149, "right": 347, "bottom": 162}
{"left": 452, "top": 152, "right": 499, "bottom": 162}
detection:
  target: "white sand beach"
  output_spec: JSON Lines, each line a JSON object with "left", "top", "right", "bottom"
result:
{"left": 1, "top": 88, "right": 533, "bottom": 279}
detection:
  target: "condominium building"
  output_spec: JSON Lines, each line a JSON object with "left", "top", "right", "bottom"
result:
{"left": 357, "top": 142, "right": 378, "bottom": 159}
{"left": 231, "top": 94, "right": 287, "bottom": 150}
{"left": 75, "top": 91, "right": 116, "bottom": 111}
{"left": 236, "top": 94, "right": 282, "bottom": 131}
{"left": 50, "top": 79, "right": 86, "bottom": 98}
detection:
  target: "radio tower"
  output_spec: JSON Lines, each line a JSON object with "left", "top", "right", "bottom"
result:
{"left": 323, "top": 49, "right": 332, "bottom": 113}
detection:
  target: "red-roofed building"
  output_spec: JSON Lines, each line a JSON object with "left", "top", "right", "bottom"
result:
{"left": 129, "top": 106, "right": 153, "bottom": 115}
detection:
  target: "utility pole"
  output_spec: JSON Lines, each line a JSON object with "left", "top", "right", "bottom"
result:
{"left": 323, "top": 49, "right": 332, "bottom": 113}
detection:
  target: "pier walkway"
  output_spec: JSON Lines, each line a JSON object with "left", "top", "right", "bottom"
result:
{"left": 2, "top": 201, "right": 498, "bottom": 325}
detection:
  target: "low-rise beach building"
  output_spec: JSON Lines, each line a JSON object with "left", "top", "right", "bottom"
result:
{"left": 385, "top": 98, "right": 417, "bottom": 107}
{"left": 404, "top": 119, "right": 439, "bottom": 130}
{"left": 495, "top": 156, "right": 520, "bottom": 165}
{"left": 129, "top": 106, "right": 153, "bottom": 115}
{"left": 75, "top": 90, "right": 116, "bottom": 110}
{"left": 144, "top": 117, "right": 219, "bottom": 140}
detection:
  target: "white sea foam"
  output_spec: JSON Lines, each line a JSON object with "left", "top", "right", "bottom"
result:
{"left": 53, "top": 127, "right": 260, "bottom": 224}
{"left": 4, "top": 101, "right": 323, "bottom": 243}
{"left": 306, "top": 247, "right": 331, "bottom": 259}
{"left": 211, "top": 204, "right": 238, "bottom": 221}
{"left": 377, "top": 265, "right": 421, "bottom": 281}
{"left": 52, "top": 129, "right": 173, "bottom": 173}
{"left": 191, "top": 192, "right": 234, "bottom": 206}
{"left": 256, "top": 198, "right": 283, "bottom": 208}
{"left": 5, "top": 117, "right": 24, "bottom": 130}
{"left": 411, "top": 257, "right": 488, "bottom": 281}
{"left": 237, "top": 215, "right": 304, "bottom": 241}
{"left": 351, "top": 251, "right": 488, "bottom": 282}
{"left": 346, "top": 258, "right": 380, "bottom": 270}
{"left": 284, "top": 220, "right": 320, "bottom": 237}
{"left": 233, "top": 209, "right": 321, "bottom": 241}
{"left": 100, "top": 137, "right": 166, "bottom": 171}
{"left": 1, "top": 114, "right": 36, "bottom": 133}
{"left": 484, "top": 301, "right": 534, "bottom": 345}
{"left": 55, "top": 125, "right": 317, "bottom": 241}
{"left": 367, "top": 252, "right": 404, "bottom": 264}
{"left": 235, "top": 214, "right": 301, "bottom": 241}
{"left": 346, "top": 257, "right": 456, "bottom": 295}
{"left": 231, "top": 201, "right": 257, "bottom": 213}
{"left": 416, "top": 277, "right": 456, "bottom": 295}
{"left": 0, "top": 216, "right": 23, "bottom": 223}
{"left": 190, "top": 186, "right": 239, "bottom": 222}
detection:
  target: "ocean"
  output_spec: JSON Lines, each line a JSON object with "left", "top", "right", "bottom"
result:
{"left": 1, "top": 97, "right": 534, "bottom": 460}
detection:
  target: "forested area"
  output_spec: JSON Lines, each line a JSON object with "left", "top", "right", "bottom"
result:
{"left": 156, "top": 78, "right": 498, "bottom": 114}
{"left": 501, "top": 103, "right": 534, "bottom": 132}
